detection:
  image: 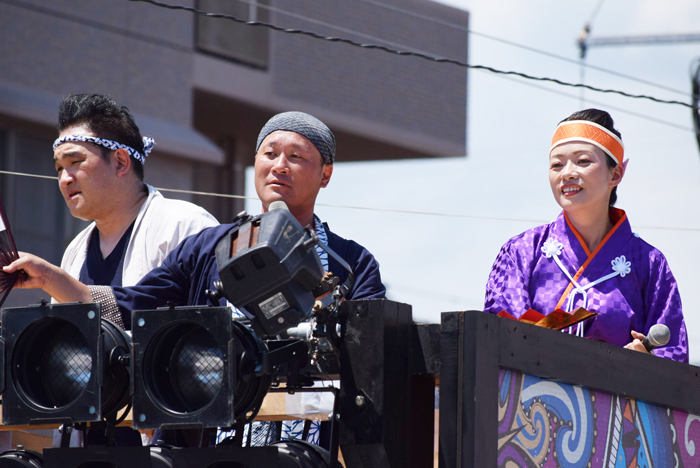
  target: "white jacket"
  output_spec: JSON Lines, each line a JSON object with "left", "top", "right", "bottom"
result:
{"left": 60, "top": 185, "right": 219, "bottom": 286}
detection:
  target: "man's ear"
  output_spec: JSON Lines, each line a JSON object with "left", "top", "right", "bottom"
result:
{"left": 113, "top": 148, "right": 132, "bottom": 178}
{"left": 320, "top": 164, "right": 333, "bottom": 188}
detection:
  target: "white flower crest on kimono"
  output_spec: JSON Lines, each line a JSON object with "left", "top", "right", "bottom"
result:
{"left": 611, "top": 256, "right": 632, "bottom": 277}
{"left": 541, "top": 238, "right": 564, "bottom": 258}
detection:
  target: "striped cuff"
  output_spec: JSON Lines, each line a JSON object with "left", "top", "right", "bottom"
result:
{"left": 88, "top": 285, "right": 123, "bottom": 328}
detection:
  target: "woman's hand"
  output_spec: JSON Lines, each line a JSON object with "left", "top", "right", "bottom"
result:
{"left": 623, "top": 330, "right": 650, "bottom": 354}
{"left": 3, "top": 252, "right": 92, "bottom": 303}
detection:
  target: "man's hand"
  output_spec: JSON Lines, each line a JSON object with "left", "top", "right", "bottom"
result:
{"left": 3, "top": 252, "right": 92, "bottom": 303}
{"left": 3, "top": 252, "right": 54, "bottom": 291}
{"left": 623, "top": 330, "right": 650, "bottom": 354}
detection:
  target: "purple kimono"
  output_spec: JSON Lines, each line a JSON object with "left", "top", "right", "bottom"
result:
{"left": 484, "top": 208, "right": 688, "bottom": 363}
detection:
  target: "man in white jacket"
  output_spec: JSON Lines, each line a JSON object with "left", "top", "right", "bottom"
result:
{"left": 51, "top": 93, "right": 218, "bottom": 446}
{"left": 53, "top": 93, "right": 218, "bottom": 290}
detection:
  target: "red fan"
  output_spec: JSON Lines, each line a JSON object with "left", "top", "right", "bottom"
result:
{"left": 0, "top": 195, "right": 20, "bottom": 309}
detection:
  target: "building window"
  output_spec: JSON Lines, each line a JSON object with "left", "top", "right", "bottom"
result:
{"left": 0, "top": 129, "right": 82, "bottom": 307}
{"left": 196, "top": 0, "right": 269, "bottom": 69}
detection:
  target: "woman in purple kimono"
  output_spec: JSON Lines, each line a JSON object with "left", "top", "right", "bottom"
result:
{"left": 484, "top": 109, "right": 688, "bottom": 362}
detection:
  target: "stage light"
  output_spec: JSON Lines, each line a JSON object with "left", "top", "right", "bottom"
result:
{"left": 0, "top": 446, "right": 44, "bottom": 468}
{"left": 165, "top": 441, "right": 333, "bottom": 468}
{"left": 1, "top": 302, "right": 130, "bottom": 426}
{"left": 42, "top": 445, "right": 173, "bottom": 468}
{"left": 271, "top": 440, "right": 333, "bottom": 468}
{"left": 132, "top": 306, "right": 271, "bottom": 430}
{"left": 214, "top": 207, "right": 341, "bottom": 338}
{"left": 132, "top": 207, "right": 355, "bottom": 433}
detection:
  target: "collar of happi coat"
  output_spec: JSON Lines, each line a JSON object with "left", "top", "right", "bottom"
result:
{"left": 313, "top": 214, "right": 329, "bottom": 271}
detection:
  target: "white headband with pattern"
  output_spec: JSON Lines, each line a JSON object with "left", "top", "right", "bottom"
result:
{"left": 53, "top": 135, "right": 155, "bottom": 164}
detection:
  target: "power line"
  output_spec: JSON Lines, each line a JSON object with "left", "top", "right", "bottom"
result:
{"left": 9, "top": 0, "right": 678, "bottom": 98}
{"left": 129, "top": 0, "right": 696, "bottom": 110}
{"left": 474, "top": 68, "right": 697, "bottom": 134}
{"left": 237, "top": 0, "right": 695, "bottom": 131}
{"left": 585, "top": 0, "right": 607, "bottom": 26}
{"left": 0, "top": 170, "right": 57, "bottom": 181}
{"left": 0, "top": 0, "right": 191, "bottom": 53}
{"left": 353, "top": 0, "right": 687, "bottom": 97}
{"left": 230, "top": 0, "right": 440, "bottom": 58}
{"left": 2, "top": 170, "right": 698, "bottom": 232}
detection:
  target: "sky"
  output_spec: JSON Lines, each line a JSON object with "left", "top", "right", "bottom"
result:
{"left": 247, "top": 0, "right": 700, "bottom": 362}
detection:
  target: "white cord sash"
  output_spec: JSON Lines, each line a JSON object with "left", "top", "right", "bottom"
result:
{"left": 541, "top": 238, "right": 631, "bottom": 336}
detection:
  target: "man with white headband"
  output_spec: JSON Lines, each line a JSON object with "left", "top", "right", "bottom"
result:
{"left": 53, "top": 93, "right": 217, "bottom": 292}
{"left": 51, "top": 93, "right": 218, "bottom": 446}
{"left": 483, "top": 108, "right": 687, "bottom": 363}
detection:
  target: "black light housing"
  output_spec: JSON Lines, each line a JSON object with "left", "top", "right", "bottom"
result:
{"left": 43, "top": 446, "right": 165, "bottom": 468}
{"left": 167, "top": 441, "right": 332, "bottom": 468}
{"left": 0, "top": 446, "right": 44, "bottom": 467}
{"left": 132, "top": 306, "right": 271, "bottom": 430}
{"left": 215, "top": 208, "right": 325, "bottom": 337}
{"left": 1, "top": 302, "right": 131, "bottom": 426}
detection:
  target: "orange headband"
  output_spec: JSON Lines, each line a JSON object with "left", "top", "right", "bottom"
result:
{"left": 550, "top": 120, "right": 624, "bottom": 165}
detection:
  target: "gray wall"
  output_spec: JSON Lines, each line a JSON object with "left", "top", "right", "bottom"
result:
{"left": 0, "top": 0, "right": 195, "bottom": 127}
{"left": 271, "top": 0, "right": 467, "bottom": 149}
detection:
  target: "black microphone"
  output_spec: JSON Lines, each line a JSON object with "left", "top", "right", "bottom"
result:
{"left": 642, "top": 324, "right": 670, "bottom": 352}
{"left": 269, "top": 200, "right": 289, "bottom": 211}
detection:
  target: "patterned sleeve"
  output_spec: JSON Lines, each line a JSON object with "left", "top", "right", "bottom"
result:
{"left": 642, "top": 251, "right": 688, "bottom": 363}
{"left": 89, "top": 285, "right": 123, "bottom": 328}
{"left": 484, "top": 241, "right": 531, "bottom": 318}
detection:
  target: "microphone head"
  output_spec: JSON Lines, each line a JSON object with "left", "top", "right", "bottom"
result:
{"left": 269, "top": 200, "right": 289, "bottom": 212}
{"left": 646, "top": 324, "right": 671, "bottom": 348}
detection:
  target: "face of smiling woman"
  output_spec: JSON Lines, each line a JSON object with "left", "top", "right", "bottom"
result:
{"left": 548, "top": 141, "right": 621, "bottom": 216}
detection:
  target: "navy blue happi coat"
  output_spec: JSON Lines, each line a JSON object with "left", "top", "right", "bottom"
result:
{"left": 113, "top": 222, "right": 386, "bottom": 329}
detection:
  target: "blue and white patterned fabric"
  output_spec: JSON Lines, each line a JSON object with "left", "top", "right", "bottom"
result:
{"left": 256, "top": 111, "right": 336, "bottom": 165}
{"left": 217, "top": 214, "right": 328, "bottom": 446}
{"left": 53, "top": 135, "right": 155, "bottom": 165}
{"left": 312, "top": 215, "right": 329, "bottom": 271}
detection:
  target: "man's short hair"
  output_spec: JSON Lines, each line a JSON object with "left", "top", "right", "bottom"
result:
{"left": 57, "top": 94, "right": 146, "bottom": 180}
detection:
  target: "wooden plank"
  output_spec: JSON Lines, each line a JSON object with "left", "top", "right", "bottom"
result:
{"left": 462, "top": 311, "right": 500, "bottom": 467}
{"left": 7, "top": 430, "right": 52, "bottom": 452}
{"left": 0, "top": 392, "right": 312, "bottom": 431}
{"left": 412, "top": 323, "right": 441, "bottom": 376}
{"left": 438, "top": 312, "right": 460, "bottom": 468}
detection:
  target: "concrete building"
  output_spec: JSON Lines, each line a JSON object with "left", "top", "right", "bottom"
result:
{"left": 0, "top": 0, "right": 468, "bottom": 307}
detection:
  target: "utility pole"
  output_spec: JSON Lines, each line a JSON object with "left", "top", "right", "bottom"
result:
{"left": 577, "top": 27, "right": 700, "bottom": 154}
{"left": 578, "top": 30, "right": 700, "bottom": 60}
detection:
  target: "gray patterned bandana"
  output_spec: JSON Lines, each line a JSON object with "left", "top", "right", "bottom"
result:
{"left": 256, "top": 111, "right": 336, "bottom": 164}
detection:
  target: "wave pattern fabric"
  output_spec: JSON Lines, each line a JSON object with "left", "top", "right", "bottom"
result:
{"left": 498, "top": 369, "right": 700, "bottom": 467}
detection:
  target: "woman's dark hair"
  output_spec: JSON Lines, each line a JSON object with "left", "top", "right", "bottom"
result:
{"left": 560, "top": 108, "right": 622, "bottom": 206}
{"left": 57, "top": 94, "right": 145, "bottom": 181}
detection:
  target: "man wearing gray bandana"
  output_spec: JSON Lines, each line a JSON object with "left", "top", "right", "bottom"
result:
{"left": 232, "top": 111, "right": 386, "bottom": 446}
{"left": 254, "top": 111, "right": 335, "bottom": 229}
